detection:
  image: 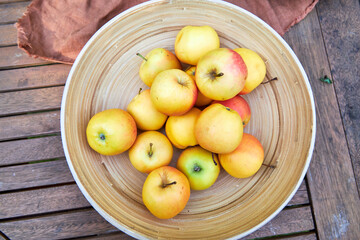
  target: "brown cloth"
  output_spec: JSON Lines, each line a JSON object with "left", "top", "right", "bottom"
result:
{"left": 16, "top": 0, "right": 318, "bottom": 64}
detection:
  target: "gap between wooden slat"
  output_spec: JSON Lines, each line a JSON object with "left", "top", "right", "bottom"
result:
{"left": 283, "top": 5, "right": 360, "bottom": 240}
{"left": 0, "top": 159, "right": 74, "bottom": 192}
{"left": 0, "top": 46, "right": 53, "bottom": 69}
{"left": 0, "top": 1, "right": 29, "bottom": 24}
{"left": 0, "top": 64, "right": 70, "bottom": 92}
{"left": 0, "top": 85, "right": 64, "bottom": 117}
{"left": 0, "top": 24, "right": 17, "bottom": 47}
{"left": 0, "top": 110, "right": 60, "bottom": 141}
{"left": 0, "top": 206, "right": 314, "bottom": 240}
{"left": 0, "top": 135, "right": 65, "bottom": 166}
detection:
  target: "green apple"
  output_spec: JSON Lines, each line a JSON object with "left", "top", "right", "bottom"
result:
{"left": 137, "top": 48, "right": 181, "bottom": 87}
{"left": 177, "top": 146, "right": 220, "bottom": 190}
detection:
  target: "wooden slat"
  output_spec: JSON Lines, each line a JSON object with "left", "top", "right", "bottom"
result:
{"left": 0, "top": 110, "right": 60, "bottom": 141}
{"left": 0, "top": 46, "right": 50, "bottom": 69}
{"left": 0, "top": 207, "right": 313, "bottom": 240}
{"left": 80, "top": 232, "right": 135, "bottom": 240}
{"left": 0, "top": 86, "right": 63, "bottom": 116}
{"left": 317, "top": 0, "right": 360, "bottom": 195}
{"left": 0, "top": 209, "right": 117, "bottom": 240}
{"left": 0, "top": 159, "right": 73, "bottom": 191}
{"left": 0, "top": 64, "right": 70, "bottom": 92}
{"left": 0, "top": 136, "right": 64, "bottom": 166}
{"left": 0, "top": 1, "right": 29, "bottom": 23}
{"left": 283, "top": 8, "right": 360, "bottom": 240}
{"left": 0, "top": 24, "right": 17, "bottom": 46}
{"left": 0, "top": 0, "right": 30, "bottom": 4}
{"left": 287, "top": 180, "right": 309, "bottom": 206}
{"left": 283, "top": 233, "right": 317, "bottom": 240}
{"left": 245, "top": 206, "right": 314, "bottom": 239}
{"left": 0, "top": 178, "right": 310, "bottom": 220}
{"left": 0, "top": 184, "right": 90, "bottom": 219}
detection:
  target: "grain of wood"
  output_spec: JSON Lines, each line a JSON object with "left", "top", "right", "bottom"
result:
{"left": 288, "top": 180, "right": 309, "bottom": 206}
{"left": 0, "top": 0, "right": 30, "bottom": 4}
{"left": 0, "top": 64, "right": 70, "bottom": 92}
{"left": 283, "top": 8, "right": 360, "bottom": 240}
{"left": 0, "top": 110, "right": 60, "bottom": 141}
{"left": 317, "top": 0, "right": 360, "bottom": 197}
{"left": 0, "top": 209, "right": 117, "bottom": 240}
{"left": 280, "top": 233, "right": 317, "bottom": 240}
{"left": 0, "top": 24, "right": 17, "bottom": 46}
{"left": 243, "top": 207, "right": 314, "bottom": 239}
{"left": 0, "top": 136, "right": 64, "bottom": 166}
{"left": 0, "top": 86, "right": 63, "bottom": 116}
{"left": 79, "top": 232, "right": 135, "bottom": 240}
{"left": 0, "top": 46, "right": 50, "bottom": 69}
{"left": 0, "top": 1, "right": 29, "bottom": 24}
{"left": 0, "top": 159, "right": 74, "bottom": 191}
{"left": 0, "top": 184, "right": 90, "bottom": 219}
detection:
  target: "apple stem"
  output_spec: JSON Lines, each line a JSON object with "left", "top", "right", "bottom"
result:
{"left": 216, "top": 72, "right": 224, "bottom": 77}
{"left": 136, "top": 53, "right": 147, "bottom": 61}
{"left": 262, "top": 77, "right": 278, "bottom": 84}
{"left": 212, "top": 153, "right": 218, "bottom": 166}
{"left": 262, "top": 163, "right": 276, "bottom": 169}
{"left": 163, "top": 181, "right": 177, "bottom": 188}
{"left": 148, "top": 143, "right": 153, "bottom": 157}
{"left": 138, "top": 88, "right": 142, "bottom": 95}
{"left": 99, "top": 133, "right": 105, "bottom": 140}
{"left": 194, "top": 165, "right": 201, "bottom": 172}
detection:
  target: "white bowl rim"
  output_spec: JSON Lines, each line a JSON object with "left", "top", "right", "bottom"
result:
{"left": 60, "top": 0, "right": 317, "bottom": 239}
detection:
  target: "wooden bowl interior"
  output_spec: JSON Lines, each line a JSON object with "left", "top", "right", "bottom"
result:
{"left": 62, "top": 1, "right": 314, "bottom": 239}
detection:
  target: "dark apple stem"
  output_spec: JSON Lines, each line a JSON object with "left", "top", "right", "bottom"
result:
{"left": 194, "top": 165, "right": 201, "bottom": 172}
{"left": 148, "top": 143, "right": 153, "bottom": 157}
{"left": 262, "top": 163, "right": 276, "bottom": 169}
{"left": 138, "top": 88, "right": 142, "bottom": 95}
{"left": 163, "top": 181, "right": 177, "bottom": 188}
{"left": 262, "top": 77, "right": 278, "bottom": 84}
{"left": 99, "top": 133, "right": 105, "bottom": 140}
{"left": 212, "top": 153, "right": 218, "bottom": 166}
{"left": 136, "top": 53, "right": 147, "bottom": 61}
{"left": 216, "top": 72, "right": 224, "bottom": 77}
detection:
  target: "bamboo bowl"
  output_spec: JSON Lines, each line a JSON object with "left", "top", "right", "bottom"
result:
{"left": 61, "top": 0, "right": 316, "bottom": 239}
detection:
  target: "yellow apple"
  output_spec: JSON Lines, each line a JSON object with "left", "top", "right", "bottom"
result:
{"left": 86, "top": 109, "right": 137, "bottom": 155}
{"left": 185, "top": 66, "right": 212, "bottom": 107}
{"left": 150, "top": 69, "right": 197, "bottom": 116}
{"left": 137, "top": 48, "right": 182, "bottom": 87}
{"left": 127, "top": 89, "right": 168, "bottom": 130}
{"left": 175, "top": 25, "right": 220, "bottom": 65}
{"left": 219, "top": 133, "right": 264, "bottom": 178}
{"left": 234, "top": 48, "right": 266, "bottom": 94}
{"left": 142, "top": 166, "right": 190, "bottom": 219}
{"left": 195, "top": 103, "right": 243, "bottom": 154}
{"left": 196, "top": 48, "right": 248, "bottom": 100}
{"left": 213, "top": 95, "right": 251, "bottom": 127}
{"left": 128, "top": 131, "right": 173, "bottom": 173}
{"left": 165, "top": 107, "right": 201, "bottom": 149}
{"left": 177, "top": 146, "right": 220, "bottom": 190}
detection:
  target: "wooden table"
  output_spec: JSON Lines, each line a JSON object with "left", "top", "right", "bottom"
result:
{"left": 0, "top": 0, "right": 359, "bottom": 239}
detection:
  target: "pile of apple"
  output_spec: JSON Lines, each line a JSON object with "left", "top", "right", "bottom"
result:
{"left": 86, "top": 25, "right": 267, "bottom": 219}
